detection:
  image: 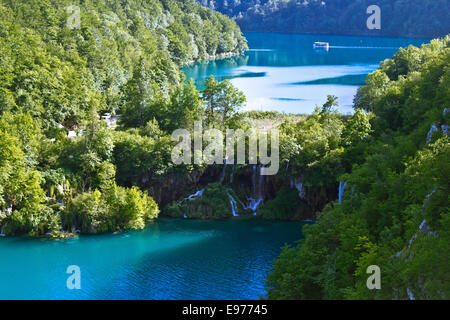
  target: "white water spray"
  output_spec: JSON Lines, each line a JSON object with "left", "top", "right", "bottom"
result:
{"left": 185, "top": 189, "right": 205, "bottom": 201}
{"left": 0, "top": 222, "right": 7, "bottom": 237}
{"left": 338, "top": 181, "right": 347, "bottom": 204}
{"left": 227, "top": 192, "right": 239, "bottom": 217}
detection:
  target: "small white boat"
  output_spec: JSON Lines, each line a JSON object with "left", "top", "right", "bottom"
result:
{"left": 313, "top": 42, "right": 330, "bottom": 50}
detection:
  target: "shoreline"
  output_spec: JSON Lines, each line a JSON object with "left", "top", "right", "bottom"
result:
{"left": 181, "top": 50, "right": 245, "bottom": 67}
{"left": 0, "top": 216, "right": 315, "bottom": 240}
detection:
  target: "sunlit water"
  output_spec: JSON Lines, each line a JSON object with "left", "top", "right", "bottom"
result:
{"left": 0, "top": 218, "right": 305, "bottom": 299}
{"left": 183, "top": 32, "right": 430, "bottom": 114}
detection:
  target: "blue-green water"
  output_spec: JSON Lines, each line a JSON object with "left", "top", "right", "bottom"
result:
{"left": 0, "top": 218, "right": 305, "bottom": 299}
{"left": 183, "top": 32, "right": 430, "bottom": 114}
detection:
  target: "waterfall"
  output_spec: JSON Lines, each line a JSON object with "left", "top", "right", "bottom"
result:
{"left": 0, "top": 222, "right": 7, "bottom": 237}
{"left": 338, "top": 181, "right": 347, "bottom": 204}
{"left": 57, "top": 211, "right": 63, "bottom": 232}
{"left": 258, "top": 165, "right": 264, "bottom": 200}
{"left": 419, "top": 219, "right": 427, "bottom": 232}
{"left": 426, "top": 123, "right": 449, "bottom": 144}
{"left": 426, "top": 124, "right": 439, "bottom": 144}
{"left": 294, "top": 179, "right": 305, "bottom": 199}
{"left": 219, "top": 157, "right": 229, "bottom": 184}
{"left": 407, "top": 288, "right": 415, "bottom": 300}
{"left": 247, "top": 198, "right": 263, "bottom": 212}
{"left": 185, "top": 189, "right": 205, "bottom": 201}
{"left": 227, "top": 192, "right": 239, "bottom": 217}
{"left": 290, "top": 177, "right": 305, "bottom": 199}
{"left": 251, "top": 165, "right": 257, "bottom": 196}
{"left": 219, "top": 164, "right": 226, "bottom": 183}
{"left": 230, "top": 164, "right": 235, "bottom": 184}
{"left": 245, "top": 165, "right": 265, "bottom": 213}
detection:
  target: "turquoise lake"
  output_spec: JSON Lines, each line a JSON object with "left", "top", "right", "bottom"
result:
{"left": 183, "top": 32, "right": 430, "bottom": 114}
{"left": 0, "top": 218, "right": 305, "bottom": 299}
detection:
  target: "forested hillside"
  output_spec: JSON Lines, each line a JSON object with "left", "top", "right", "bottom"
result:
{"left": 0, "top": 0, "right": 246, "bottom": 126}
{"left": 266, "top": 37, "right": 450, "bottom": 300}
{"left": 200, "top": 0, "right": 450, "bottom": 38}
{"left": 0, "top": 0, "right": 247, "bottom": 237}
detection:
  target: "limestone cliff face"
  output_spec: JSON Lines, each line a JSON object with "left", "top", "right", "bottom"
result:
{"left": 146, "top": 166, "right": 220, "bottom": 208}
{"left": 146, "top": 164, "right": 338, "bottom": 221}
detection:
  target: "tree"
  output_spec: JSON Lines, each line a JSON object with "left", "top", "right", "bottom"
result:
{"left": 202, "top": 76, "right": 245, "bottom": 129}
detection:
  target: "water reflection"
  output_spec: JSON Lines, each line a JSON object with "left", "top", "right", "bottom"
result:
{"left": 182, "top": 33, "right": 430, "bottom": 114}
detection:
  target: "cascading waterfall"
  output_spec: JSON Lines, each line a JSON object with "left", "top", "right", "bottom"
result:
{"left": 426, "top": 124, "right": 439, "bottom": 144}
{"left": 407, "top": 288, "right": 415, "bottom": 300}
{"left": 230, "top": 164, "right": 235, "bottom": 184}
{"left": 395, "top": 188, "right": 438, "bottom": 259}
{"left": 219, "top": 157, "right": 231, "bottom": 184}
{"left": 246, "top": 165, "right": 265, "bottom": 212}
{"left": 219, "top": 164, "right": 226, "bottom": 183}
{"left": 0, "top": 222, "right": 7, "bottom": 237}
{"left": 258, "top": 165, "right": 264, "bottom": 200}
{"left": 338, "top": 181, "right": 348, "bottom": 204}
{"left": 185, "top": 189, "right": 205, "bottom": 201}
{"left": 227, "top": 192, "right": 239, "bottom": 217}
{"left": 290, "top": 177, "right": 305, "bottom": 199}
{"left": 57, "top": 211, "right": 63, "bottom": 231}
{"left": 251, "top": 165, "right": 257, "bottom": 195}
{"left": 179, "top": 189, "right": 205, "bottom": 218}
{"left": 246, "top": 198, "right": 263, "bottom": 212}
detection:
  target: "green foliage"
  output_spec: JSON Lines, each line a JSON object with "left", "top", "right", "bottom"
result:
{"left": 355, "top": 37, "right": 450, "bottom": 134}
{"left": 1, "top": 0, "right": 247, "bottom": 236}
{"left": 279, "top": 103, "right": 345, "bottom": 188}
{"left": 67, "top": 184, "right": 159, "bottom": 233}
{"left": 267, "top": 38, "right": 450, "bottom": 300}
{"left": 113, "top": 130, "right": 175, "bottom": 186}
{"left": 0, "top": 0, "right": 246, "bottom": 132}
{"left": 203, "top": 75, "right": 246, "bottom": 129}
{"left": 259, "top": 187, "right": 304, "bottom": 220}
{"left": 165, "top": 182, "right": 236, "bottom": 219}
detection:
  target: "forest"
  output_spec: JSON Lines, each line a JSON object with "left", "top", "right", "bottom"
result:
{"left": 266, "top": 37, "right": 450, "bottom": 300}
{"left": 0, "top": 0, "right": 247, "bottom": 236}
{"left": 0, "top": 0, "right": 448, "bottom": 301}
{"left": 199, "top": 0, "right": 450, "bottom": 38}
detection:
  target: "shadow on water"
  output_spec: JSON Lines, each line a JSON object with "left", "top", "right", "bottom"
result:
{"left": 0, "top": 218, "right": 307, "bottom": 300}
{"left": 90, "top": 218, "right": 306, "bottom": 300}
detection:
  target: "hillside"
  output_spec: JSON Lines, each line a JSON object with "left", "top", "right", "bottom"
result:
{"left": 266, "top": 37, "right": 450, "bottom": 300}
{"left": 199, "top": 0, "right": 450, "bottom": 38}
{"left": 0, "top": 0, "right": 247, "bottom": 237}
{"left": 0, "top": 0, "right": 247, "bottom": 129}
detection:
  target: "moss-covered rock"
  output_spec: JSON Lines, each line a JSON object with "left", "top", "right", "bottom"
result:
{"left": 164, "top": 182, "right": 244, "bottom": 219}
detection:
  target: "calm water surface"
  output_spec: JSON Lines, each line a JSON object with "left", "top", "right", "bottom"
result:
{"left": 0, "top": 218, "right": 305, "bottom": 299}
{"left": 183, "top": 32, "right": 430, "bottom": 114}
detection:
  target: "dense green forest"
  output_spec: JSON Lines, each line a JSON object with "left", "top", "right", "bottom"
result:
{"left": 266, "top": 37, "right": 450, "bottom": 300}
{"left": 199, "top": 0, "right": 450, "bottom": 38}
{"left": 0, "top": 0, "right": 449, "bottom": 301}
{"left": 0, "top": 0, "right": 247, "bottom": 236}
